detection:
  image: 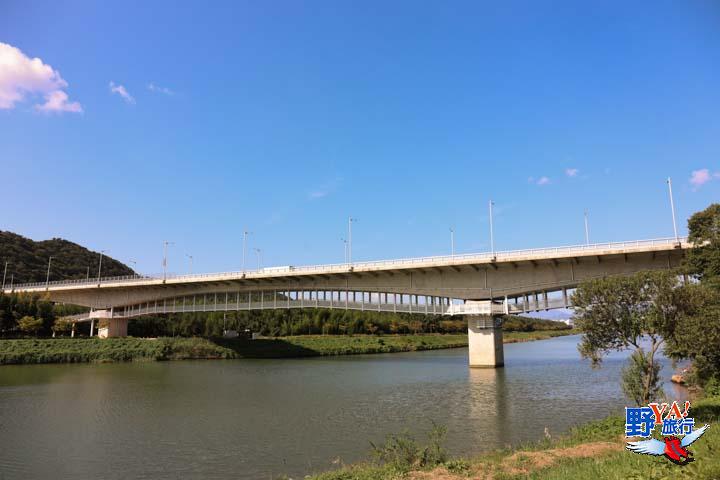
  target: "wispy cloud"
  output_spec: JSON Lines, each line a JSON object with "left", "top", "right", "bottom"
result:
{"left": 565, "top": 168, "right": 579, "bottom": 177}
{"left": 109, "top": 81, "right": 135, "bottom": 104}
{"left": 690, "top": 168, "right": 719, "bottom": 190}
{"left": 0, "top": 42, "right": 82, "bottom": 113}
{"left": 308, "top": 177, "right": 343, "bottom": 200}
{"left": 527, "top": 176, "right": 551, "bottom": 186}
{"left": 147, "top": 82, "right": 174, "bottom": 96}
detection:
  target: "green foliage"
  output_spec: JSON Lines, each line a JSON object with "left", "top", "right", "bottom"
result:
{"left": 685, "top": 203, "right": 720, "bottom": 288}
{"left": 17, "top": 316, "right": 43, "bottom": 335}
{"left": 369, "top": 422, "right": 448, "bottom": 471}
{"left": 573, "top": 270, "right": 703, "bottom": 405}
{"left": 621, "top": 349, "right": 663, "bottom": 405}
{"left": 0, "top": 292, "right": 85, "bottom": 336}
{"left": 0, "top": 231, "right": 134, "bottom": 285}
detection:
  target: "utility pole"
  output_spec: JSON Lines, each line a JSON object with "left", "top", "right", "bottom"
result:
{"left": 97, "top": 250, "right": 107, "bottom": 284}
{"left": 253, "top": 248, "right": 262, "bottom": 270}
{"left": 2, "top": 261, "right": 7, "bottom": 290}
{"left": 667, "top": 177, "right": 679, "bottom": 243}
{"left": 341, "top": 238, "right": 348, "bottom": 264}
{"left": 584, "top": 210, "right": 590, "bottom": 246}
{"left": 186, "top": 254, "right": 193, "bottom": 274}
{"left": 348, "top": 217, "right": 356, "bottom": 265}
{"left": 163, "top": 241, "right": 174, "bottom": 281}
{"left": 450, "top": 228, "right": 455, "bottom": 257}
{"left": 489, "top": 200, "right": 495, "bottom": 257}
{"left": 45, "top": 256, "right": 53, "bottom": 289}
{"left": 242, "top": 230, "right": 252, "bottom": 273}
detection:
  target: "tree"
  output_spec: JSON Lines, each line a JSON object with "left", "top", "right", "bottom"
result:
{"left": 52, "top": 318, "right": 73, "bottom": 336}
{"left": 17, "top": 316, "right": 43, "bottom": 336}
{"left": 685, "top": 203, "right": 720, "bottom": 288}
{"left": 573, "top": 270, "right": 702, "bottom": 405}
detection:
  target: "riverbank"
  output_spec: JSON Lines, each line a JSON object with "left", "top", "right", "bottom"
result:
{"left": 0, "top": 330, "right": 577, "bottom": 365}
{"left": 308, "top": 396, "right": 720, "bottom": 480}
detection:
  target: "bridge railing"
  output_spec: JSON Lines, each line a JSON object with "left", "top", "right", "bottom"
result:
{"left": 5, "top": 236, "right": 686, "bottom": 290}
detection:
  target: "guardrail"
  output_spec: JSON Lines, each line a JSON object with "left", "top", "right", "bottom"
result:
{"left": 4, "top": 236, "right": 687, "bottom": 290}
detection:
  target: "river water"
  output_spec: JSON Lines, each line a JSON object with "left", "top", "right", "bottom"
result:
{"left": 0, "top": 335, "right": 686, "bottom": 479}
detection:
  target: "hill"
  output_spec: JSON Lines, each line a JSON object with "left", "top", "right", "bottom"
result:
{"left": 0, "top": 231, "right": 134, "bottom": 285}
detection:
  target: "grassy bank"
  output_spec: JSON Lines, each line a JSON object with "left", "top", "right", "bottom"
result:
{"left": 308, "top": 396, "right": 720, "bottom": 480}
{"left": 0, "top": 330, "right": 578, "bottom": 365}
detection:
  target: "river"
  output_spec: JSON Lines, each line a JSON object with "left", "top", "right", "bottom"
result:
{"left": 0, "top": 335, "right": 687, "bottom": 479}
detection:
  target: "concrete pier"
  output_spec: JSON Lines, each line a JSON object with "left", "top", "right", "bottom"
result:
{"left": 467, "top": 315, "right": 504, "bottom": 368}
{"left": 98, "top": 317, "right": 128, "bottom": 338}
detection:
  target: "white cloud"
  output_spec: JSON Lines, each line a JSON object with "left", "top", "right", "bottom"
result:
{"left": 0, "top": 42, "right": 82, "bottom": 113}
{"left": 147, "top": 82, "right": 174, "bottom": 96}
{"left": 565, "top": 168, "right": 578, "bottom": 177}
{"left": 309, "top": 191, "right": 328, "bottom": 199}
{"left": 109, "top": 81, "right": 135, "bottom": 104}
{"left": 536, "top": 176, "right": 551, "bottom": 185}
{"left": 690, "top": 169, "right": 711, "bottom": 188}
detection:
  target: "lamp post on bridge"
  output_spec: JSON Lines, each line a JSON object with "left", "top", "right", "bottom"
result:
{"left": 667, "top": 177, "right": 679, "bottom": 243}
{"left": 2, "top": 261, "right": 8, "bottom": 290}
{"left": 128, "top": 259, "right": 137, "bottom": 275}
{"left": 97, "top": 250, "right": 108, "bottom": 285}
{"left": 584, "top": 210, "right": 590, "bottom": 246}
{"left": 348, "top": 217, "right": 356, "bottom": 266}
{"left": 162, "top": 241, "right": 174, "bottom": 281}
{"left": 45, "top": 256, "right": 53, "bottom": 289}
{"left": 341, "top": 238, "right": 348, "bottom": 264}
{"left": 242, "top": 230, "right": 253, "bottom": 273}
{"left": 253, "top": 248, "right": 262, "bottom": 270}
{"left": 86, "top": 266, "right": 90, "bottom": 281}
{"left": 489, "top": 200, "right": 495, "bottom": 258}
{"left": 186, "top": 254, "right": 193, "bottom": 274}
{"left": 450, "top": 228, "right": 455, "bottom": 258}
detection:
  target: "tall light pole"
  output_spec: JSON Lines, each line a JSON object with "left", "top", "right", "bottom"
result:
{"left": 2, "top": 261, "right": 7, "bottom": 290}
{"left": 341, "top": 238, "right": 348, "bottom": 264}
{"left": 450, "top": 228, "right": 455, "bottom": 257}
{"left": 162, "top": 241, "right": 174, "bottom": 281}
{"left": 489, "top": 200, "right": 495, "bottom": 257}
{"left": 584, "top": 210, "right": 590, "bottom": 246}
{"left": 45, "top": 256, "right": 53, "bottom": 289}
{"left": 348, "top": 217, "right": 356, "bottom": 265}
{"left": 97, "top": 250, "right": 107, "bottom": 284}
{"left": 128, "top": 259, "right": 137, "bottom": 274}
{"left": 667, "top": 177, "right": 679, "bottom": 243}
{"left": 254, "top": 248, "right": 262, "bottom": 270}
{"left": 86, "top": 266, "right": 90, "bottom": 281}
{"left": 242, "top": 230, "right": 253, "bottom": 273}
{"left": 186, "top": 254, "right": 193, "bottom": 274}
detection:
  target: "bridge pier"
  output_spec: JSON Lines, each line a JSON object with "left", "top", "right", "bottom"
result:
{"left": 98, "top": 318, "right": 128, "bottom": 338}
{"left": 454, "top": 300, "right": 505, "bottom": 368}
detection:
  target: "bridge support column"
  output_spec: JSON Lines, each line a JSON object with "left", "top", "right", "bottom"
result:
{"left": 460, "top": 300, "right": 504, "bottom": 368}
{"left": 98, "top": 318, "right": 128, "bottom": 338}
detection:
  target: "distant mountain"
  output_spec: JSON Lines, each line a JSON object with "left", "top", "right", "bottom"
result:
{"left": 0, "top": 231, "right": 135, "bottom": 285}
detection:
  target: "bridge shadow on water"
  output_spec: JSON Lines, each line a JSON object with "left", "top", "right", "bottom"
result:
{"left": 208, "top": 337, "right": 321, "bottom": 358}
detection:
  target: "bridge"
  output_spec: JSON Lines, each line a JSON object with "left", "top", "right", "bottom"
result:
{"left": 3, "top": 237, "right": 688, "bottom": 367}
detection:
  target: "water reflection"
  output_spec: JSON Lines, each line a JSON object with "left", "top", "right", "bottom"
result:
{"left": 0, "top": 335, "right": 687, "bottom": 480}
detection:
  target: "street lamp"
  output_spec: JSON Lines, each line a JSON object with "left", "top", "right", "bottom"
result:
{"left": 667, "top": 177, "right": 679, "bottom": 243}
{"left": 186, "top": 254, "right": 193, "bottom": 274}
{"left": 2, "top": 261, "right": 8, "bottom": 290}
{"left": 162, "top": 241, "right": 174, "bottom": 281}
{"left": 45, "top": 256, "right": 53, "bottom": 289}
{"left": 348, "top": 217, "right": 356, "bottom": 265}
{"left": 97, "top": 250, "right": 108, "bottom": 284}
{"left": 253, "top": 248, "right": 262, "bottom": 270}
{"left": 584, "top": 210, "right": 590, "bottom": 246}
{"left": 489, "top": 200, "right": 495, "bottom": 257}
{"left": 128, "top": 259, "right": 138, "bottom": 274}
{"left": 341, "top": 238, "right": 348, "bottom": 264}
{"left": 242, "top": 230, "right": 253, "bottom": 273}
{"left": 449, "top": 228, "right": 455, "bottom": 257}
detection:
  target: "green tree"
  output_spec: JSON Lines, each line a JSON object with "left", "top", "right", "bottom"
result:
{"left": 685, "top": 203, "right": 720, "bottom": 288}
{"left": 17, "top": 316, "right": 43, "bottom": 336}
{"left": 573, "top": 270, "right": 702, "bottom": 405}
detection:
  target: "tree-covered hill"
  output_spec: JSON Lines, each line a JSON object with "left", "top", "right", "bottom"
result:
{"left": 0, "top": 231, "right": 134, "bottom": 285}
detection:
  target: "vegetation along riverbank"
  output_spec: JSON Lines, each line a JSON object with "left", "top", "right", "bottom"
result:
{"left": 306, "top": 395, "right": 720, "bottom": 480}
{"left": 0, "top": 330, "right": 578, "bottom": 365}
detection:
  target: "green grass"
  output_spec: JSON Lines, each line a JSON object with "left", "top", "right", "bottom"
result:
{"left": 0, "top": 330, "right": 579, "bottom": 365}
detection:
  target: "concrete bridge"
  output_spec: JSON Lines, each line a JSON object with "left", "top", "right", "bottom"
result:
{"left": 3, "top": 237, "right": 688, "bottom": 367}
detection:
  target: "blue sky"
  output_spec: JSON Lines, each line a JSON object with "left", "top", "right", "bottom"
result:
{"left": 1, "top": 0, "right": 719, "bottom": 275}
